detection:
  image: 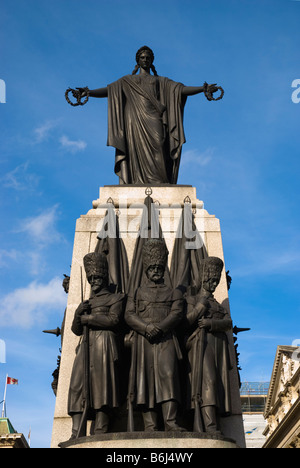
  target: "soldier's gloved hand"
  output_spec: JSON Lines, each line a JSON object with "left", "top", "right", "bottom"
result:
{"left": 75, "top": 300, "right": 90, "bottom": 316}
{"left": 145, "top": 324, "right": 163, "bottom": 343}
{"left": 198, "top": 318, "right": 212, "bottom": 330}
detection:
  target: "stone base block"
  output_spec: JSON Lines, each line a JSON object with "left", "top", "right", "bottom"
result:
{"left": 58, "top": 431, "right": 240, "bottom": 449}
{"left": 51, "top": 185, "right": 246, "bottom": 448}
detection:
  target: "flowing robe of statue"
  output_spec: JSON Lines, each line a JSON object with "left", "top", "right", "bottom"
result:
{"left": 68, "top": 289, "right": 124, "bottom": 414}
{"left": 107, "top": 74, "right": 187, "bottom": 184}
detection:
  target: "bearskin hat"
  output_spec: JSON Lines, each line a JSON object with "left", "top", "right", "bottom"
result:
{"left": 142, "top": 239, "right": 168, "bottom": 271}
{"left": 83, "top": 252, "right": 108, "bottom": 279}
{"left": 201, "top": 256, "right": 224, "bottom": 281}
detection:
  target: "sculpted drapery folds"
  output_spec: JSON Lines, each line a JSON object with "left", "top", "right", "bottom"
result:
{"left": 74, "top": 46, "right": 219, "bottom": 185}
{"left": 107, "top": 73, "right": 186, "bottom": 184}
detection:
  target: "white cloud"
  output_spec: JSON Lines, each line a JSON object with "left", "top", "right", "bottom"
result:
{"left": 0, "top": 248, "right": 44, "bottom": 276}
{"left": 33, "top": 120, "right": 59, "bottom": 143}
{"left": 6, "top": 205, "right": 66, "bottom": 276}
{"left": 233, "top": 249, "right": 300, "bottom": 278}
{"left": 27, "top": 251, "right": 45, "bottom": 276}
{"left": 59, "top": 135, "right": 87, "bottom": 153}
{"left": 0, "top": 277, "right": 67, "bottom": 328}
{"left": 1, "top": 162, "right": 40, "bottom": 191}
{"left": 181, "top": 148, "right": 214, "bottom": 167}
{"left": 0, "top": 249, "right": 18, "bottom": 267}
{"left": 16, "top": 205, "right": 62, "bottom": 246}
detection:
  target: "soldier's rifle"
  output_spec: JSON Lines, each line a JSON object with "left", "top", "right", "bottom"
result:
{"left": 76, "top": 267, "right": 90, "bottom": 438}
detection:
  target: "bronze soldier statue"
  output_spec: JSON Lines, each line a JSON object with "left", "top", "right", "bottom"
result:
{"left": 185, "top": 256, "right": 233, "bottom": 434}
{"left": 125, "top": 239, "right": 186, "bottom": 432}
{"left": 43, "top": 274, "right": 70, "bottom": 396}
{"left": 67, "top": 252, "right": 125, "bottom": 439}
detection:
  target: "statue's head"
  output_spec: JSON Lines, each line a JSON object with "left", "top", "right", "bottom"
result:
{"left": 135, "top": 46, "right": 155, "bottom": 65}
{"left": 132, "top": 46, "right": 158, "bottom": 76}
{"left": 62, "top": 274, "right": 70, "bottom": 293}
{"left": 142, "top": 239, "right": 168, "bottom": 284}
{"left": 200, "top": 256, "right": 224, "bottom": 294}
{"left": 83, "top": 252, "right": 108, "bottom": 294}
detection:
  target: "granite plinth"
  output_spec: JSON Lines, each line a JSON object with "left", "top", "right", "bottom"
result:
{"left": 58, "top": 431, "right": 240, "bottom": 449}
{"left": 51, "top": 185, "right": 246, "bottom": 449}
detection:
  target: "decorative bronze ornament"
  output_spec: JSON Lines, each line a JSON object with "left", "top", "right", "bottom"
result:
{"left": 203, "top": 82, "right": 224, "bottom": 101}
{"left": 65, "top": 87, "right": 90, "bottom": 106}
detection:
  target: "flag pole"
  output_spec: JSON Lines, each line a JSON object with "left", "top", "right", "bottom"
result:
{"left": 1, "top": 374, "right": 8, "bottom": 418}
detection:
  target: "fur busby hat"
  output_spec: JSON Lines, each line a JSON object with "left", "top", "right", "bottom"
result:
{"left": 201, "top": 256, "right": 224, "bottom": 281}
{"left": 83, "top": 252, "right": 108, "bottom": 279}
{"left": 142, "top": 239, "right": 168, "bottom": 271}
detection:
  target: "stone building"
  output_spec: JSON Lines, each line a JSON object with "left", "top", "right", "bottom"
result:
{"left": 262, "top": 345, "right": 300, "bottom": 448}
{"left": 0, "top": 418, "right": 30, "bottom": 448}
{"left": 240, "top": 382, "right": 269, "bottom": 448}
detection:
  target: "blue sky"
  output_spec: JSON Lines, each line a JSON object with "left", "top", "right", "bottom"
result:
{"left": 0, "top": 0, "right": 299, "bottom": 448}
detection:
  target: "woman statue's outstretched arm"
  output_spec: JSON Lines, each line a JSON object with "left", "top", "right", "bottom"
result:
{"left": 76, "top": 86, "right": 108, "bottom": 98}
{"left": 182, "top": 83, "right": 218, "bottom": 96}
{"left": 88, "top": 87, "right": 108, "bottom": 98}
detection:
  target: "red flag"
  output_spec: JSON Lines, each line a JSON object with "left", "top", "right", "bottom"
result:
{"left": 7, "top": 377, "right": 18, "bottom": 385}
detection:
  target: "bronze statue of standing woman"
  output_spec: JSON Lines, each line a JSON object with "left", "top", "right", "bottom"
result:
{"left": 67, "top": 46, "right": 223, "bottom": 185}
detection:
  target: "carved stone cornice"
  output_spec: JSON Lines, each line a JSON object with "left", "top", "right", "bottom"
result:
{"left": 263, "top": 345, "right": 300, "bottom": 448}
{"left": 262, "top": 395, "right": 300, "bottom": 448}
{"left": 264, "top": 346, "right": 300, "bottom": 418}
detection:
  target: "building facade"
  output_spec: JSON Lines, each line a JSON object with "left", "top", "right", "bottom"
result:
{"left": 0, "top": 418, "right": 29, "bottom": 448}
{"left": 263, "top": 345, "right": 300, "bottom": 448}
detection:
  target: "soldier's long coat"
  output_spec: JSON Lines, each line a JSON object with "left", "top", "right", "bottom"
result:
{"left": 185, "top": 293, "right": 232, "bottom": 415}
{"left": 68, "top": 289, "right": 124, "bottom": 414}
{"left": 125, "top": 281, "right": 184, "bottom": 409}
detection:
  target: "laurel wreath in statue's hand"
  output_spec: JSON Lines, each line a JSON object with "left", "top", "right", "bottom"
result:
{"left": 203, "top": 82, "right": 224, "bottom": 101}
{"left": 65, "top": 87, "right": 90, "bottom": 106}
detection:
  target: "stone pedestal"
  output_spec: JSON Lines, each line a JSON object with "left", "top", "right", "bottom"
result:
{"left": 51, "top": 185, "right": 246, "bottom": 449}
{"left": 58, "top": 431, "right": 240, "bottom": 449}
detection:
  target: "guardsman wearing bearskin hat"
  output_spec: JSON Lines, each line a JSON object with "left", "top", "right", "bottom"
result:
{"left": 125, "top": 239, "right": 186, "bottom": 432}
{"left": 185, "top": 256, "right": 233, "bottom": 434}
{"left": 67, "top": 252, "right": 125, "bottom": 439}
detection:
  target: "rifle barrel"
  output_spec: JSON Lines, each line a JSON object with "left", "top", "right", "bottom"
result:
{"left": 43, "top": 327, "right": 61, "bottom": 337}
{"left": 233, "top": 326, "right": 251, "bottom": 335}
